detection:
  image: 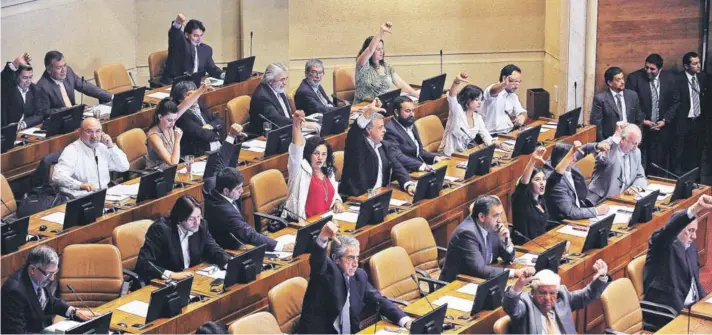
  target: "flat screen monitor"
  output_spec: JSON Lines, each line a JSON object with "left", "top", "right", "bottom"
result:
{"left": 65, "top": 312, "right": 113, "bottom": 334}
{"left": 110, "top": 86, "right": 147, "bottom": 119}
{"left": 224, "top": 56, "right": 256, "bottom": 85}
{"left": 224, "top": 244, "right": 267, "bottom": 287}
{"left": 410, "top": 303, "right": 448, "bottom": 334}
{"left": 670, "top": 168, "right": 699, "bottom": 202}
{"left": 264, "top": 124, "right": 292, "bottom": 157}
{"left": 534, "top": 240, "right": 567, "bottom": 273}
{"left": 412, "top": 166, "right": 447, "bottom": 204}
{"left": 203, "top": 141, "right": 241, "bottom": 179}
{"left": 581, "top": 214, "right": 614, "bottom": 253}
{"left": 319, "top": 105, "right": 350, "bottom": 137}
{"left": 355, "top": 189, "right": 392, "bottom": 230}
{"left": 628, "top": 190, "right": 659, "bottom": 227}
{"left": 45, "top": 104, "right": 86, "bottom": 137}
{"left": 377, "top": 89, "right": 401, "bottom": 116}
{"left": 510, "top": 125, "right": 542, "bottom": 159}
{"left": 464, "top": 145, "right": 496, "bottom": 179}
{"left": 1, "top": 216, "right": 29, "bottom": 255}
{"left": 418, "top": 74, "right": 447, "bottom": 103}
{"left": 171, "top": 73, "right": 202, "bottom": 88}
{"left": 470, "top": 270, "right": 509, "bottom": 315}
{"left": 145, "top": 276, "right": 193, "bottom": 324}
{"left": 293, "top": 215, "right": 332, "bottom": 258}
{"left": 136, "top": 165, "right": 177, "bottom": 203}
{"left": 554, "top": 107, "right": 581, "bottom": 138}
{"left": 63, "top": 189, "right": 107, "bottom": 230}
{"left": 1, "top": 123, "right": 18, "bottom": 153}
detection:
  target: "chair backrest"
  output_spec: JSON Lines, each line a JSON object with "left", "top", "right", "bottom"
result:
{"left": 576, "top": 154, "right": 596, "bottom": 181}
{"left": 148, "top": 50, "right": 169, "bottom": 82}
{"left": 58, "top": 244, "right": 123, "bottom": 307}
{"left": 332, "top": 66, "right": 355, "bottom": 104}
{"left": 116, "top": 128, "right": 148, "bottom": 170}
{"left": 601, "top": 278, "right": 644, "bottom": 334}
{"left": 94, "top": 63, "right": 133, "bottom": 94}
{"left": 249, "top": 169, "right": 288, "bottom": 227}
{"left": 1, "top": 174, "right": 17, "bottom": 217}
{"left": 415, "top": 115, "right": 445, "bottom": 152}
{"left": 626, "top": 254, "right": 646, "bottom": 299}
{"left": 287, "top": 87, "right": 297, "bottom": 113}
{"left": 227, "top": 96, "right": 252, "bottom": 126}
{"left": 268, "top": 277, "right": 308, "bottom": 334}
{"left": 390, "top": 217, "right": 439, "bottom": 276}
{"left": 333, "top": 151, "right": 344, "bottom": 182}
{"left": 493, "top": 315, "right": 511, "bottom": 334}
{"left": 228, "top": 312, "right": 283, "bottom": 334}
{"left": 369, "top": 246, "right": 420, "bottom": 302}
{"left": 111, "top": 219, "right": 153, "bottom": 271}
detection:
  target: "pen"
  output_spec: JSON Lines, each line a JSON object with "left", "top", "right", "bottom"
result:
{"left": 571, "top": 226, "right": 588, "bottom": 232}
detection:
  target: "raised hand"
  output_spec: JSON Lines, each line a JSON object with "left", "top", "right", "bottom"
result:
{"left": 455, "top": 72, "right": 470, "bottom": 84}
{"left": 12, "top": 53, "right": 31, "bottom": 67}
{"left": 176, "top": 13, "right": 186, "bottom": 25}
{"left": 293, "top": 110, "right": 306, "bottom": 125}
{"left": 379, "top": 21, "right": 393, "bottom": 35}
{"left": 592, "top": 259, "right": 608, "bottom": 279}
{"left": 691, "top": 194, "right": 712, "bottom": 217}
{"left": 532, "top": 146, "right": 547, "bottom": 165}
{"left": 513, "top": 267, "right": 536, "bottom": 292}
{"left": 319, "top": 221, "right": 339, "bottom": 242}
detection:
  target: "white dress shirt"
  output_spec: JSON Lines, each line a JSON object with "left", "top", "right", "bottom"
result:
{"left": 685, "top": 71, "right": 700, "bottom": 118}
{"left": 482, "top": 84, "right": 527, "bottom": 134}
{"left": 188, "top": 105, "right": 222, "bottom": 151}
{"left": 218, "top": 192, "right": 286, "bottom": 251}
{"left": 393, "top": 119, "right": 420, "bottom": 157}
{"left": 609, "top": 89, "right": 627, "bottom": 122}
{"left": 52, "top": 139, "right": 130, "bottom": 198}
{"left": 440, "top": 94, "right": 494, "bottom": 156}
{"left": 268, "top": 85, "right": 291, "bottom": 118}
{"left": 162, "top": 224, "right": 194, "bottom": 279}
{"left": 355, "top": 115, "right": 415, "bottom": 192}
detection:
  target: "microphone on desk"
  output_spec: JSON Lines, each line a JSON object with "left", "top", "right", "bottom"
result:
{"left": 94, "top": 148, "right": 102, "bottom": 190}
{"left": 460, "top": 127, "right": 477, "bottom": 148}
{"left": 229, "top": 232, "right": 245, "bottom": 249}
{"left": 439, "top": 49, "right": 443, "bottom": 75}
{"left": 411, "top": 274, "right": 436, "bottom": 311}
{"left": 148, "top": 260, "right": 173, "bottom": 283}
{"left": 128, "top": 71, "right": 137, "bottom": 88}
{"left": 372, "top": 299, "right": 381, "bottom": 334}
{"left": 80, "top": 76, "right": 85, "bottom": 106}
{"left": 651, "top": 163, "right": 681, "bottom": 179}
{"left": 258, "top": 114, "right": 280, "bottom": 132}
{"left": 1, "top": 199, "right": 13, "bottom": 223}
{"left": 250, "top": 31, "right": 254, "bottom": 57}
{"left": 508, "top": 224, "right": 548, "bottom": 251}
{"left": 282, "top": 206, "right": 307, "bottom": 223}
{"left": 66, "top": 284, "right": 98, "bottom": 318}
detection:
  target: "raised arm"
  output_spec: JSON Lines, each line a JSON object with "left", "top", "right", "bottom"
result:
{"left": 292, "top": 110, "right": 305, "bottom": 146}
{"left": 391, "top": 72, "right": 419, "bottom": 96}
{"left": 176, "top": 80, "right": 212, "bottom": 119}
{"left": 449, "top": 72, "right": 469, "bottom": 97}
{"left": 147, "top": 127, "right": 183, "bottom": 166}
{"left": 488, "top": 75, "right": 511, "bottom": 97}
{"left": 356, "top": 22, "right": 392, "bottom": 68}
{"left": 521, "top": 146, "right": 546, "bottom": 185}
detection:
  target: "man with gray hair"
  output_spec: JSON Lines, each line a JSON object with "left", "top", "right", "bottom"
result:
{"left": 2, "top": 245, "right": 94, "bottom": 333}
{"left": 295, "top": 58, "right": 335, "bottom": 116}
{"left": 503, "top": 259, "right": 610, "bottom": 334}
{"left": 298, "top": 221, "right": 412, "bottom": 333}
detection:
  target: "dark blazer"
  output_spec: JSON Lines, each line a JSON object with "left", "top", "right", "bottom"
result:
{"left": 135, "top": 217, "right": 230, "bottom": 282}
{"left": 204, "top": 189, "right": 277, "bottom": 251}
{"left": 547, "top": 168, "right": 597, "bottom": 221}
{"left": 1, "top": 266, "right": 71, "bottom": 334}
{"left": 1, "top": 63, "right": 47, "bottom": 128}
{"left": 674, "top": 71, "right": 707, "bottom": 123}
{"left": 644, "top": 210, "right": 706, "bottom": 313}
{"left": 36, "top": 67, "right": 112, "bottom": 116}
{"left": 339, "top": 123, "right": 412, "bottom": 197}
{"left": 176, "top": 102, "right": 225, "bottom": 156}
{"left": 626, "top": 69, "right": 679, "bottom": 124}
{"left": 247, "top": 82, "right": 293, "bottom": 135}
{"left": 383, "top": 119, "right": 438, "bottom": 172}
{"left": 294, "top": 79, "right": 332, "bottom": 116}
{"left": 589, "top": 88, "right": 644, "bottom": 141}
{"left": 297, "top": 238, "right": 406, "bottom": 334}
{"left": 439, "top": 216, "right": 515, "bottom": 282}
{"left": 161, "top": 22, "right": 223, "bottom": 84}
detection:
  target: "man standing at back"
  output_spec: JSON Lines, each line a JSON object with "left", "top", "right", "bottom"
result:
{"left": 1, "top": 53, "right": 46, "bottom": 129}
{"left": 161, "top": 13, "right": 223, "bottom": 85}
{"left": 673, "top": 52, "right": 706, "bottom": 176}
{"left": 590, "top": 66, "right": 644, "bottom": 141}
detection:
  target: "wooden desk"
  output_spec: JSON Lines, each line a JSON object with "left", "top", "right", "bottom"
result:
{"left": 356, "top": 320, "right": 466, "bottom": 334}
{"left": 656, "top": 314, "right": 712, "bottom": 334}
{"left": 687, "top": 292, "right": 712, "bottom": 320}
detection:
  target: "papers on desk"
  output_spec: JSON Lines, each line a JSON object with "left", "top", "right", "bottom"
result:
{"left": 242, "top": 139, "right": 267, "bottom": 153}
{"left": 41, "top": 212, "right": 65, "bottom": 225}
{"left": 118, "top": 300, "right": 149, "bottom": 318}
{"left": 275, "top": 234, "right": 296, "bottom": 246}
{"left": 433, "top": 295, "right": 473, "bottom": 312}
{"left": 305, "top": 113, "right": 323, "bottom": 122}
{"left": 502, "top": 139, "right": 515, "bottom": 146}
{"left": 445, "top": 176, "right": 461, "bottom": 183}
{"left": 209, "top": 77, "right": 224, "bottom": 86}
{"left": 455, "top": 283, "right": 479, "bottom": 295}
{"left": 514, "top": 253, "right": 538, "bottom": 265}
{"left": 647, "top": 183, "right": 675, "bottom": 195}
{"left": 266, "top": 251, "right": 292, "bottom": 260}
{"left": 83, "top": 104, "right": 112, "bottom": 117}
{"left": 322, "top": 210, "right": 359, "bottom": 223}
{"left": 178, "top": 161, "right": 207, "bottom": 176}
{"left": 375, "top": 328, "right": 406, "bottom": 335}
{"left": 557, "top": 225, "right": 588, "bottom": 238}
{"left": 147, "top": 92, "right": 170, "bottom": 100}
{"left": 541, "top": 124, "right": 558, "bottom": 130}
{"left": 390, "top": 199, "right": 408, "bottom": 206}
{"left": 197, "top": 265, "right": 226, "bottom": 279}
{"left": 19, "top": 127, "right": 46, "bottom": 138}
{"left": 43, "top": 320, "right": 81, "bottom": 332}
{"left": 589, "top": 205, "right": 634, "bottom": 224}
{"left": 705, "top": 296, "right": 712, "bottom": 304}
{"left": 106, "top": 184, "right": 140, "bottom": 202}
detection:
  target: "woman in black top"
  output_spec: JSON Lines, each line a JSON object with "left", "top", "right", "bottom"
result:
{"left": 511, "top": 146, "right": 551, "bottom": 245}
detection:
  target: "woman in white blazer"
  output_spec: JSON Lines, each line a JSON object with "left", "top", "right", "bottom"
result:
{"left": 439, "top": 72, "right": 494, "bottom": 156}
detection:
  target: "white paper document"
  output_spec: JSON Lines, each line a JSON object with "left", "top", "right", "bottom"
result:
{"left": 541, "top": 124, "right": 558, "bottom": 130}
{"left": 332, "top": 211, "right": 359, "bottom": 223}
{"left": 540, "top": 128, "right": 551, "bottom": 133}
{"left": 275, "top": 234, "right": 296, "bottom": 245}
{"left": 209, "top": 77, "right": 224, "bottom": 86}
{"left": 557, "top": 225, "right": 589, "bottom": 238}
{"left": 83, "top": 104, "right": 112, "bottom": 117}
{"left": 242, "top": 139, "right": 267, "bottom": 153}
{"left": 178, "top": 161, "right": 206, "bottom": 175}
{"left": 647, "top": 183, "right": 675, "bottom": 195}
{"left": 43, "top": 320, "right": 81, "bottom": 332}
{"left": 19, "top": 127, "right": 46, "bottom": 138}
{"left": 705, "top": 296, "right": 712, "bottom": 304}
{"left": 147, "top": 92, "right": 170, "bottom": 99}
{"left": 589, "top": 205, "right": 634, "bottom": 224}
{"left": 118, "top": 300, "right": 150, "bottom": 318}
{"left": 375, "top": 329, "right": 406, "bottom": 335}
{"left": 455, "top": 283, "right": 479, "bottom": 295}
{"left": 444, "top": 176, "right": 461, "bottom": 183}
{"left": 432, "top": 295, "right": 473, "bottom": 312}
{"left": 197, "top": 265, "right": 226, "bottom": 279}
{"left": 41, "top": 212, "right": 65, "bottom": 225}
{"left": 514, "top": 253, "right": 538, "bottom": 265}
{"left": 306, "top": 113, "right": 323, "bottom": 122}
{"left": 390, "top": 199, "right": 408, "bottom": 206}
{"left": 108, "top": 183, "right": 140, "bottom": 197}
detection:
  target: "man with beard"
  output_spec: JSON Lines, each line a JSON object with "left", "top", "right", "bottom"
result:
{"left": 295, "top": 58, "right": 334, "bottom": 116}
{"left": 384, "top": 96, "right": 446, "bottom": 172}
{"left": 590, "top": 66, "right": 645, "bottom": 142}
{"left": 161, "top": 13, "right": 223, "bottom": 85}
{"left": 481, "top": 64, "right": 528, "bottom": 134}
{"left": 51, "top": 117, "right": 129, "bottom": 198}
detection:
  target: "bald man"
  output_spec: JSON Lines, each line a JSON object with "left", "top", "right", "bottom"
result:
{"left": 52, "top": 118, "right": 129, "bottom": 198}
{"left": 587, "top": 122, "right": 648, "bottom": 204}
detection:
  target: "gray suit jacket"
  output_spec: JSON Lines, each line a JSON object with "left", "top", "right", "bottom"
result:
{"left": 36, "top": 67, "right": 112, "bottom": 116}
{"left": 503, "top": 278, "right": 609, "bottom": 334}
{"left": 587, "top": 136, "right": 647, "bottom": 204}
{"left": 590, "top": 88, "right": 644, "bottom": 141}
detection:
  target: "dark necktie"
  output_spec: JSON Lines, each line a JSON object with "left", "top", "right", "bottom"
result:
{"left": 691, "top": 76, "right": 701, "bottom": 118}
{"left": 37, "top": 287, "right": 47, "bottom": 310}
{"left": 615, "top": 94, "right": 624, "bottom": 119}
{"left": 650, "top": 78, "right": 659, "bottom": 122}
{"left": 484, "top": 235, "right": 492, "bottom": 264}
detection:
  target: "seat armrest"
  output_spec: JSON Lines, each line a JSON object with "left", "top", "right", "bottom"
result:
{"left": 641, "top": 300, "right": 677, "bottom": 332}
{"left": 640, "top": 300, "right": 678, "bottom": 316}
{"left": 387, "top": 296, "right": 410, "bottom": 307}
{"left": 253, "top": 212, "right": 288, "bottom": 232}
{"left": 148, "top": 78, "right": 164, "bottom": 89}
{"left": 331, "top": 93, "right": 351, "bottom": 107}
{"left": 416, "top": 275, "right": 448, "bottom": 294}
{"left": 605, "top": 328, "right": 626, "bottom": 335}
{"left": 122, "top": 268, "right": 145, "bottom": 293}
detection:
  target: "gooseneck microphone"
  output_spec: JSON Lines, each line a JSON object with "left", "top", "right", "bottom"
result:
{"left": 80, "top": 76, "right": 85, "bottom": 105}
{"left": 258, "top": 114, "right": 280, "bottom": 130}
{"left": 509, "top": 225, "right": 548, "bottom": 251}
{"left": 460, "top": 127, "right": 476, "bottom": 148}
{"left": 128, "top": 72, "right": 137, "bottom": 88}
{"left": 148, "top": 260, "right": 172, "bottom": 283}
{"left": 373, "top": 300, "right": 380, "bottom": 334}
{"left": 94, "top": 147, "right": 102, "bottom": 190}
{"left": 439, "top": 49, "right": 443, "bottom": 75}
{"left": 282, "top": 205, "right": 307, "bottom": 222}
{"left": 411, "top": 274, "right": 436, "bottom": 311}
{"left": 651, "top": 163, "right": 681, "bottom": 179}
{"left": 230, "top": 232, "right": 245, "bottom": 248}
{"left": 250, "top": 31, "right": 254, "bottom": 57}
{"left": 66, "top": 284, "right": 98, "bottom": 318}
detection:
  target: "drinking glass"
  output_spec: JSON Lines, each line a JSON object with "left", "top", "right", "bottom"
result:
{"left": 184, "top": 155, "right": 195, "bottom": 181}
{"left": 263, "top": 122, "right": 273, "bottom": 134}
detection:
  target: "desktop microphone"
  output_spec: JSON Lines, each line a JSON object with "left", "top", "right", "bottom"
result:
{"left": 258, "top": 114, "right": 280, "bottom": 130}
{"left": 282, "top": 206, "right": 307, "bottom": 222}
{"left": 1, "top": 199, "right": 12, "bottom": 221}
{"left": 250, "top": 31, "right": 254, "bottom": 57}
{"left": 459, "top": 127, "right": 477, "bottom": 148}
{"left": 128, "top": 71, "right": 137, "bottom": 88}
{"left": 66, "top": 284, "right": 98, "bottom": 318}
{"left": 373, "top": 299, "right": 380, "bottom": 334}
{"left": 508, "top": 224, "right": 548, "bottom": 251}
{"left": 650, "top": 163, "right": 681, "bottom": 179}
{"left": 94, "top": 148, "right": 102, "bottom": 190}
{"left": 80, "top": 76, "right": 85, "bottom": 105}
{"left": 440, "top": 49, "right": 443, "bottom": 75}
{"left": 411, "top": 274, "right": 437, "bottom": 310}
{"left": 148, "top": 260, "right": 173, "bottom": 283}
{"left": 229, "top": 232, "right": 245, "bottom": 248}
{"left": 573, "top": 81, "right": 577, "bottom": 109}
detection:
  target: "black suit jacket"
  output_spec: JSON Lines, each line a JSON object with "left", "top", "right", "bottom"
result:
{"left": 439, "top": 216, "right": 515, "bottom": 282}
{"left": 175, "top": 102, "right": 224, "bottom": 156}
{"left": 135, "top": 217, "right": 230, "bottom": 282}
{"left": 626, "top": 69, "right": 679, "bottom": 125}
{"left": 247, "top": 82, "right": 293, "bottom": 135}
{"left": 204, "top": 189, "right": 277, "bottom": 251}
{"left": 298, "top": 238, "right": 406, "bottom": 334}
{"left": 35, "top": 67, "right": 112, "bottom": 116}
{"left": 644, "top": 210, "right": 706, "bottom": 313}
{"left": 295, "top": 79, "right": 333, "bottom": 116}
{"left": 161, "top": 22, "right": 223, "bottom": 84}
{"left": 589, "top": 88, "right": 644, "bottom": 141}
{"left": 547, "top": 168, "right": 597, "bottom": 221}
{"left": 1, "top": 266, "right": 71, "bottom": 334}
{"left": 339, "top": 123, "right": 412, "bottom": 197}
{"left": 674, "top": 71, "right": 707, "bottom": 122}
{"left": 1, "top": 63, "right": 46, "bottom": 128}
{"left": 384, "top": 119, "right": 437, "bottom": 172}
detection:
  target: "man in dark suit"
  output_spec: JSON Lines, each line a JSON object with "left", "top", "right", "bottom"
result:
{"left": 136, "top": 195, "right": 230, "bottom": 283}
{"left": 298, "top": 221, "right": 412, "bottom": 334}
{"left": 204, "top": 167, "right": 294, "bottom": 251}
{"left": 161, "top": 13, "right": 223, "bottom": 85}
{"left": 36, "top": 50, "right": 113, "bottom": 117}
{"left": 384, "top": 96, "right": 445, "bottom": 172}
{"left": 1, "top": 53, "right": 47, "bottom": 129}
{"left": 1, "top": 245, "right": 93, "bottom": 333}
{"left": 625, "top": 54, "right": 679, "bottom": 175}
{"left": 643, "top": 194, "right": 711, "bottom": 313}
{"left": 590, "top": 66, "right": 644, "bottom": 141}
{"left": 338, "top": 103, "right": 415, "bottom": 197}
{"left": 295, "top": 58, "right": 335, "bottom": 116}
{"left": 673, "top": 52, "right": 706, "bottom": 176}
{"left": 439, "top": 195, "right": 521, "bottom": 282}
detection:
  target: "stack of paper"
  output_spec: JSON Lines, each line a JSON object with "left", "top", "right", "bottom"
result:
{"left": 456, "top": 283, "right": 479, "bottom": 295}
{"left": 242, "top": 139, "right": 267, "bottom": 153}
{"left": 209, "top": 77, "right": 224, "bottom": 86}
{"left": 196, "top": 265, "right": 226, "bottom": 279}
{"left": 433, "top": 295, "right": 473, "bottom": 312}
{"left": 106, "top": 183, "right": 140, "bottom": 202}
{"left": 41, "top": 212, "right": 65, "bottom": 225}
{"left": 540, "top": 128, "right": 551, "bottom": 133}
{"left": 589, "top": 205, "right": 634, "bottom": 224}
{"left": 647, "top": 183, "right": 675, "bottom": 195}
{"left": 43, "top": 320, "right": 81, "bottom": 332}
{"left": 306, "top": 113, "right": 323, "bottom": 122}
{"left": 541, "top": 124, "right": 558, "bottom": 130}
{"left": 117, "top": 300, "right": 149, "bottom": 317}
{"left": 19, "top": 127, "right": 46, "bottom": 138}
{"left": 178, "top": 161, "right": 207, "bottom": 176}
{"left": 83, "top": 104, "right": 112, "bottom": 117}
{"left": 390, "top": 199, "right": 408, "bottom": 206}
{"left": 513, "top": 253, "right": 538, "bottom": 265}
{"left": 147, "top": 92, "right": 170, "bottom": 99}
{"left": 557, "top": 225, "right": 588, "bottom": 238}
{"left": 275, "top": 234, "right": 296, "bottom": 245}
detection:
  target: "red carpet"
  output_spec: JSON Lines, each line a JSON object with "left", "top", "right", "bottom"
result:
{"left": 700, "top": 226, "right": 712, "bottom": 293}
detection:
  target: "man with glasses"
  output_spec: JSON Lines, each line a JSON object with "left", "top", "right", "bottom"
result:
{"left": 52, "top": 117, "right": 129, "bottom": 198}
{"left": 295, "top": 58, "right": 335, "bottom": 116}
{"left": 2, "top": 245, "right": 94, "bottom": 333}
{"left": 298, "top": 221, "right": 412, "bottom": 334}
{"left": 481, "top": 64, "right": 528, "bottom": 134}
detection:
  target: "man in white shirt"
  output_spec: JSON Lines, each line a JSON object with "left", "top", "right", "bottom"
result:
{"left": 51, "top": 118, "right": 129, "bottom": 198}
{"left": 481, "top": 64, "right": 528, "bottom": 134}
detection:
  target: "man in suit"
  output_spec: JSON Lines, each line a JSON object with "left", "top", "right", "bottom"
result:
{"left": 503, "top": 260, "right": 610, "bottom": 334}
{"left": 673, "top": 52, "right": 706, "bottom": 176}
{"left": 298, "top": 221, "right": 412, "bottom": 334}
{"left": 625, "top": 54, "right": 679, "bottom": 175}
{"left": 161, "top": 13, "right": 223, "bottom": 85}
{"left": 36, "top": 50, "right": 113, "bottom": 117}
{"left": 587, "top": 123, "right": 648, "bottom": 204}
{"left": 1, "top": 245, "right": 93, "bottom": 333}
{"left": 338, "top": 102, "right": 415, "bottom": 197}
{"left": 384, "top": 96, "right": 446, "bottom": 172}
{"left": 644, "top": 194, "right": 712, "bottom": 313}
{"left": 204, "top": 167, "right": 294, "bottom": 252}
{"left": 590, "top": 66, "right": 645, "bottom": 141}
{"left": 295, "top": 59, "right": 335, "bottom": 116}
{"left": 1, "top": 53, "right": 47, "bottom": 129}
{"left": 439, "top": 195, "right": 522, "bottom": 282}
{"left": 136, "top": 195, "right": 230, "bottom": 283}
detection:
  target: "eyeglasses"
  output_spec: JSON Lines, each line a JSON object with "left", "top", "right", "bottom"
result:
{"left": 35, "top": 266, "right": 57, "bottom": 278}
{"left": 535, "top": 290, "right": 558, "bottom": 297}
{"left": 342, "top": 255, "right": 359, "bottom": 263}
{"left": 309, "top": 70, "right": 325, "bottom": 76}
{"left": 83, "top": 129, "right": 103, "bottom": 136}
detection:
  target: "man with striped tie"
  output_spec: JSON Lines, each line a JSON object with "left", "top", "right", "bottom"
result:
{"left": 674, "top": 52, "right": 706, "bottom": 177}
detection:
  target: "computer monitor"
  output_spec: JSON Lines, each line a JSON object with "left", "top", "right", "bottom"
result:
{"left": 412, "top": 166, "right": 447, "bottom": 204}
{"left": 1, "top": 123, "right": 18, "bottom": 153}
{"left": 45, "top": 104, "right": 86, "bottom": 137}
{"left": 145, "top": 276, "right": 193, "bottom": 324}
{"left": 581, "top": 214, "right": 614, "bottom": 253}
{"left": 1, "top": 216, "right": 29, "bottom": 255}
{"left": 628, "top": 190, "right": 659, "bottom": 227}
{"left": 670, "top": 167, "right": 699, "bottom": 202}
{"left": 293, "top": 215, "right": 332, "bottom": 258}
{"left": 534, "top": 241, "right": 567, "bottom": 273}
{"left": 264, "top": 124, "right": 292, "bottom": 157}
{"left": 510, "top": 125, "right": 542, "bottom": 159}
{"left": 63, "top": 189, "right": 107, "bottom": 230}
{"left": 224, "top": 56, "right": 256, "bottom": 85}
{"left": 410, "top": 303, "right": 448, "bottom": 334}
{"left": 470, "top": 270, "right": 509, "bottom": 316}
{"left": 377, "top": 89, "right": 401, "bottom": 116}
{"left": 554, "top": 107, "right": 581, "bottom": 138}
{"left": 171, "top": 73, "right": 202, "bottom": 88}
{"left": 319, "top": 105, "right": 350, "bottom": 137}
{"left": 203, "top": 141, "right": 241, "bottom": 179}
{"left": 355, "top": 189, "right": 392, "bottom": 230}
{"left": 110, "top": 86, "right": 147, "bottom": 119}
{"left": 418, "top": 74, "right": 447, "bottom": 103}
{"left": 136, "top": 165, "right": 178, "bottom": 203}
{"left": 224, "top": 244, "right": 267, "bottom": 287}
{"left": 65, "top": 312, "right": 113, "bottom": 334}
{"left": 464, "top": 145, "right": 496, "bottom": 180}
